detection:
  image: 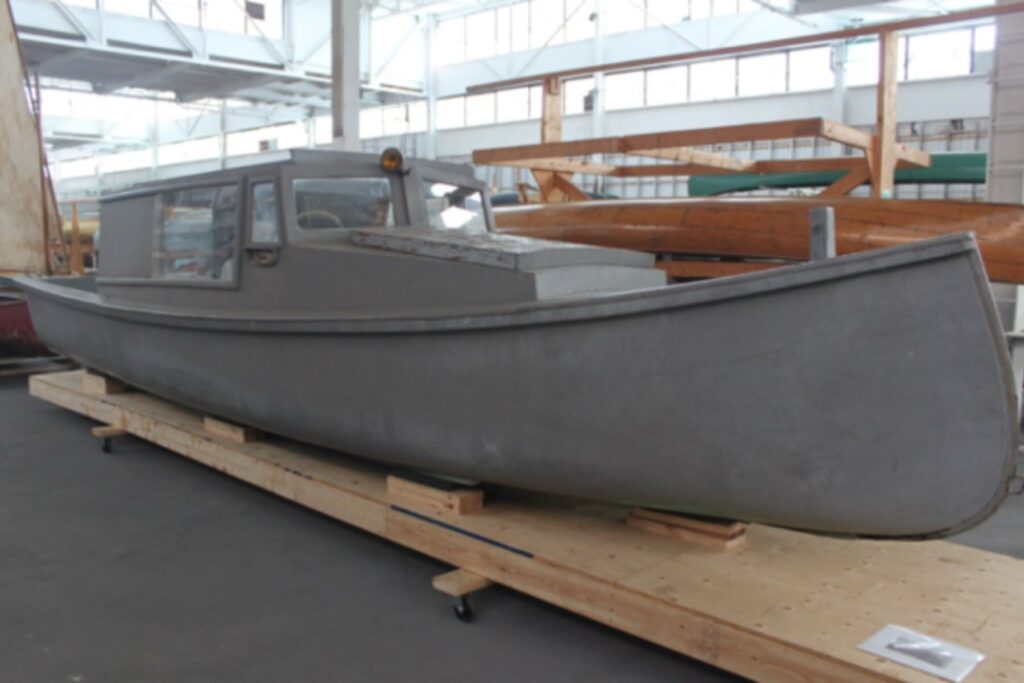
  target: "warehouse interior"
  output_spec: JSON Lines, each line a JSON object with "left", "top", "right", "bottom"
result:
{"left": 3, "top": 0, "right": 1024, "bottom": 681}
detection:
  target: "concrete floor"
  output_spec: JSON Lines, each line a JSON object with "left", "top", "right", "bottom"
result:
{"left": 1, "top": 373, "right": 1022, "bottom": 683}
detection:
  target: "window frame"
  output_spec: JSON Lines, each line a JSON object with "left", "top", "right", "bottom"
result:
{"left": 407, "top": 167, "right": 494, "bottom": 233}
{"left": 246, "top": 176, "right": 284, "bottom": 249}
{"left": 281, "top": 161, "right": 410, "bottom": 238}
{"left": 97, "top": 177, "right": 244, "bottom": 289}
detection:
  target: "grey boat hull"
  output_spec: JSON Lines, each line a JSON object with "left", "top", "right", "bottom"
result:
{"left": 18, "top": 235, "right": 1018, "bottom": 538}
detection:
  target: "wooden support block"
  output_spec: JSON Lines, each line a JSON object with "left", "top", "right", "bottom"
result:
{"left": 82, "top": 371, "right": 126, "bottom": 395}
{"left": 387, "top": 475, "right": 484, "bottom": 515}
{"left": 91, "top": 425, "right": 126, "bottom": 439}
{"left": 627, "top": 508, "right": 748, "bottom": 550}
{"left": 433, "top": 568, "right": 493, "bottom": 597}
{"left": 203, "top": 416, "right": 262, "bottom": 444}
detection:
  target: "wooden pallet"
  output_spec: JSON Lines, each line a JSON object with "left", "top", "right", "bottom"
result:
{"left": 28, "top": 370, "right": 1024, "bottom": 682}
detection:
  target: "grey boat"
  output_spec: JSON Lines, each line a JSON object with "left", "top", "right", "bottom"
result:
{"left": 17, "top": 150, "right": 1019, "bottom": 539}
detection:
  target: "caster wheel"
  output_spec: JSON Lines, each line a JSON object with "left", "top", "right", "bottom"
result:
{"left": 453, "top": 597, "right": 474, "bottom": 622}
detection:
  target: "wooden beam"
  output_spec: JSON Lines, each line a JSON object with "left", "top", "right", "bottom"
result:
{"left": 541, "top": 76, "right": 562, "bottom": 144}
{"left": 625, "top": 147, "right": 755, "bottom": 172}
{"left": 466, "top": 2, "right": 1024, "bottom": 93}
{"left": 819, "top": 120, "right": 874, "bottom": 150}
{"left": 872, "top": 31, "right": 899, "bottom": 199}
{"left": 69, "top": 202, "right": 84, "bottom": 275}
{"left": 473, "top": 118, "right": 826, "bottom": 165}
{"left": 532, "top": 170, "right": 589, "bottom": 202}
{"left": 503, "top": 158, "right": 617, "bottom": 175}
{"left": 818, "top": 165, "right": 872, "bottom": 197}
{"left": 203, "top": 416, "right": 262, "bottom": 444}
{"left": 387, "top": 475, "right": 484, "bottom": 515}
{"left": 433, "top": 569, "right": 493, "bottom": 597}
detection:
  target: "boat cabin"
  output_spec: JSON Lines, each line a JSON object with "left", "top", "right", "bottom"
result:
{"left": 96, "top": 150, "right": 665, "bottom": 313}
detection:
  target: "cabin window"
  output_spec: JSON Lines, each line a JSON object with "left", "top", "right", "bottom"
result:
{"left": 154, "top": 184, "right": 238, "bottom": 281}
{"left": 293, "top": 178, "right": 394, "bottom": 230}
{"left": 423, "top": 181, "right": 487, "bottom": 234}
{"left": 250, "top": 181, "right": 280, "bottom": 244}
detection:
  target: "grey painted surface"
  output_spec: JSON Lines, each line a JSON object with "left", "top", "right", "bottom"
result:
{"left": 0, "top": 375, "right": 737, "bottom": 683}
{"left": 18, "top": 150, "right": 1019, "bottom": 538}
{"left": 18, "top": 233, "right": 1019, "bottom": 538}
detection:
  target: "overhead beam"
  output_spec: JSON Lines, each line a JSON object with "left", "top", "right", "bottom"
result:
{"left": 466, "top": 1, "right": 1024, "bottom": 93}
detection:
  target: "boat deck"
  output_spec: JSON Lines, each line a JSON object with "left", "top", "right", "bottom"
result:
{"left": 28, "top": 369, "right": 1024, "bottom": 683}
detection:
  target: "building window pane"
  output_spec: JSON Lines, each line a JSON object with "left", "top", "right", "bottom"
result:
{"left": 436, "top": 97, "right": 465, "bottom": 130}
{"left": 646, "top": 65, "right": 688, "bottom": 105}
{"left": 435, "top": 18, "right": 465, "bottom": 66}
{"left": 465, "top": 93, "right": 496, "bottom": 126}
{"left": 564, "top": 77, "right": 594, "bottom": 114}
{"left": 690, "top": 59, "right": 736, "bottom": 101}
{"left": 155, "top": 185, "right": 238, "bottom": 281}
{"left": 360, "top": 107, "right": 384, "bottom": 138}
{"left": 907, "top": 29, "right": 972, "bottom": 80}
{"left": 690, "top": 0, "right": 711, "bottom": 20}
{"left": 529, "top": 85, "right": 543, "bottom": 118}
{"left": 738, "top": 53, "right": 786, "bottom": 97}
{"left": 497, "top": 87, "right": 531, "bottom": 122}
{"left": 565, "top": 0, "right": 594, "bottom": 42}
{"left": 974, "top": 24, "right": 996, "bottom": 52}
{"left": 647, "top": 0, "right": 688, "bottom": 24}
{"left": 788, "top": 46, "right": 833, "bottom": 92}
{"left": 605, "top": 71, "right": 645, "bottom": 110}
{"left": 604, "top": 1, "right": 645, "bottom": 34}
{"left": 530, "top": 0, "right": 565, "bottom": 47}
{"left": 511, "top": 2, "right": 530, "bottom": 52}
{"left": 465, "top": 10, "right": 497, "bottom": 61}
{"left": 846, "top": 39, "right": 878, "bottom": 86}
{"left": 408, "top": 101, "right": 428, "bottom": 133}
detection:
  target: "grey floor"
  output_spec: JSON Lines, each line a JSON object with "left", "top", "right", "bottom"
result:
{"left": 1, "top": 373, "right": 1022, "bottom": 683}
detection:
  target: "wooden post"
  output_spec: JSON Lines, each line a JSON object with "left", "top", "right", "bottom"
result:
{"left": 541, "top": 76, "right": 562, "bottom": 143}
{"left": 69, "top": 202, "right": 84, "bottom": 275}
{"left": 871, "top": 30, "right": 899, "bottom": 199}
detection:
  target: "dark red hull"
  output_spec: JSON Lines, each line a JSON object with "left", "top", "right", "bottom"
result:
{"left": 0, "top": 295, "right": 49, "bottom": 356}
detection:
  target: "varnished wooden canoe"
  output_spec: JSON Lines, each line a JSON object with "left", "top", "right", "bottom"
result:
{"left": 494, "top": 197, "right": 1024, "bottom": 283}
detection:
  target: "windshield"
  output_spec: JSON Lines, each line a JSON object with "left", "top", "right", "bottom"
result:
{"left": 293, "top": 178, "right": 394, "bottom": 230}
{"left": 423, "top": 181, "right": 488, "bottom": 234}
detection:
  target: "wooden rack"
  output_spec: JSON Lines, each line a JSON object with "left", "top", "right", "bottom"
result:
{"left": 29, "top": 369, "right": 1024, "bottom": 683}
{"left": 470, "top": 2, "right": 1024, "bottom": 203}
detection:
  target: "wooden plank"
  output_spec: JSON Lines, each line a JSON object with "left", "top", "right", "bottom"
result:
{"left": 819, "top": 165, "right": 872, "bottom": 197}
{"left": 503, "top": 158, "right": 617, "bottom": 175}
{"left": 433, "top": 568, "right": 493, "bottom": 597}
{"left": 69, "top": 202, "right": 84, "bottom": 275}
{"left": 82, "top": 371, "right": 126, "bottom": 395}
{"left": 473, "top": 118, "right": 826, "bottom": 165}
{"left": 465, "top": 1, "right": 1024, "bottom": 93}
{"left": 203, "top": 416, "right": 262, "bottom": 444}
{"left": 27, "top": 370, "right": 1024, "bottom": 683}
{"left": 541, "top": 76, "right": 562, "bottom": 144}
{"left": 531, "top": 169, "right": 589, "bottom": 203}
{"left": 91, "top": 425, "right": 126, "bottom": 438}
{"left": 387, "top": 474, "right": 484, "bottom": 515}
{"left": 872, "top": 30, "right": 899, "bottom": 199}
{"left": 624, "top": 147, "right": 754, "bottom": 172}
{"left": 657, "top": 260, "right": 788, "bottom": 279}
{"left": 820, "top": 119, "right": 874, "bottom": 150}
{"left": 627, "top": 508, "right": 748, "bottom": 550}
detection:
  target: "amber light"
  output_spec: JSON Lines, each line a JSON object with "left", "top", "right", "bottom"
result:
{"left": 380, "top": 147, "right": 404, "bottom": 172}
